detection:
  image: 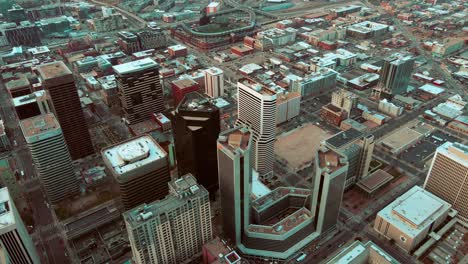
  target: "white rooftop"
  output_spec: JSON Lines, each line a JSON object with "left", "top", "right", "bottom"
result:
{"left": 112, "top": 58, "right": 158, "bottom": 75}
{"left": 252, "top": 170, "right": 271, "bottom": 199}
{"left": 435, "top": 142, "right": 468, "bottom": 168}
{"left": 205, "top": 66, "right": 223, "bottom": 75}
{"left": 168, "top": 44, "right": 187, "bottom": 51}
{"left": 12, "top": 90, "right": 46, "bottom": 107}
{"left": 327, "top": 241, "right": 400, "bottom": 264}
{"left": 377, "top": 186, "right": 451, "bottom": 238}
{"left": 419, "top": 83, "right": 445, "bottom": 95}
{"left": 102, "top": 136, "right": 167, "bottom": 175}
{"left": 0, "top": 188, "right": 15, "bottom": 229}
{"left": 393, "top": 189, "right": 443, "bottom": 227}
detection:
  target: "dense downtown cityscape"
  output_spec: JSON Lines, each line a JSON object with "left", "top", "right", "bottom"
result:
{"left": 0, "top": 0, "right": 466, "bottom": 263}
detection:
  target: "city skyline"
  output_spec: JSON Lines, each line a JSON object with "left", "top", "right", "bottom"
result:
{"left": 0, "top": 0, "right": 466, "bottom": 263}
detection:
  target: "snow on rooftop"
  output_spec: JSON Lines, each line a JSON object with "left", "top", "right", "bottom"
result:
{"left": 102, "top": 136, "right": 167, "bottom": 175}
{"left": 112, "top": 58, "right": 158, "bottom": 75}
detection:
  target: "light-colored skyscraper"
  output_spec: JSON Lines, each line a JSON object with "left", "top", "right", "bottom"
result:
{"left": 113, "top": 58, "right": 164, "bottom": 124}
{"left": 236, "top": 79, "right": 276, "bottom": 178}
{"left": 0, "top": 187, "right": 40, "bottom": 264}
{"left": 123, "top": 174, "right": 212, "bottom": 264}
{"left": 102, "top": 135, "right": 170, "bottom": 210}
{"left": 20, "top": 113, "right": 78, "bottom": 204}
{"left": 424, "top": 142, "right": 468, "bottom": 221}
{"left": 204, "top": 67, "right": 224, "bottom": 98}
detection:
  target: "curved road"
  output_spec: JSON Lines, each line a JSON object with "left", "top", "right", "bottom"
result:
{"left": 89, "top": 0, "right": 147, "bottom": 29}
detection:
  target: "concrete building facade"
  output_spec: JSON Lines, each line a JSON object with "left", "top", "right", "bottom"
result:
{"left": 102, "top": 135, "right": 170, "bottom": 210}
{"left": 374, "top": 186, "right": 452, "bottom": 252}
{"left": 236, "top": 79, "right": 276, "bottom": 178}
{"left": 217, "top": 127, "right": 349, "bottom": 260}
{"left": 20, "top": 113, "right": 78, "bottom": 204}
{"left": 424, "top": 142, "right": 468, "bottom": 222}
{"left": 204, "top": 67, "right": 224, "bottom": 98}
{"left": 123, "top": 174, "right": 212, "bottom": 264}
{"left": 0, "top": 187, "right": 40, "bottom": 264}
{"left": 113, "top": 58, "right": 164, "bottom": 124}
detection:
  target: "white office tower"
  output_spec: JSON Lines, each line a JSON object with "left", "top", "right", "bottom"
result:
{"left": 20, "top": 113, "right": 79, "bottom": 204}
{"left": 204, "top": 67, "right": 224, "bottom": 98}
{"left": 424, "top": 142, "right": 468, "bottom": 221}
{"left": 123, "top": 174, "right": 212, "bottom": 264}
{"left": 236, "top": 79, "right": 276, "bottom": 178}
{"left": 0, "top": 187, "right": 40, "bottom": 264}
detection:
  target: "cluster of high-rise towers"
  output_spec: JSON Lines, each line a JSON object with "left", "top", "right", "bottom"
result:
{"left": 2, "top": 56, "right": 467, "bottom": 264}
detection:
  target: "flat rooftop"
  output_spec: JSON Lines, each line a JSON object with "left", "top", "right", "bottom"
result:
{"left": 112, "top": 58, "right": 158, "bottom": 76}
{"left": 205, "top": 67, "right": 223, "bottom": 75}
{"left": 102, "top": 135, "right": 167, "bottom": 175}
{"left": 436, "top": 142, "right": 467, "bottom": 168}
{"left": 327, "top": 240, "right": 400, "bottom": 264}
{"left": 238, "top": 79, "right": 277, "bottom": 97}
{"left": 0, "top": 187, "right": 15, "bottom": 229}
{"left": 5, "top": 75, "right": 30, "bottom": 90}
{"left": 12, "top": 90, "right": 46, "bottom": 107}
{"left": 177, "top": 92, "right": 217, "bottom": 113}
{"left": 172, "top": 78, "right": 198, "bottom": 89}
{"left": 123, "top": 174, "right": 207, "bottom": 228}
{"left": 36, "top": 61, "right": 72, "bottom": 81}
{"left": 357, "top": 169, "right": 394, "bottom": 194}
{"left": 378, "top": 186, "right": 451, "bottom": 237}
{"left": 380, "top": 127, "right": 422, "bottom": 152}
{"left": 20, "top": 113, "right": 60, "bottom": 138}
{"left": 325, "top": 128, "right": 363, "bottom": 149}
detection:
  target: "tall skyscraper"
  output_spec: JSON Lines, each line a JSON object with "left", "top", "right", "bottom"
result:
{"left": 173, "top": 92, "right": 220, "bottom": 194}
{"left": 36, "top": 61, "right": 94, "bottom": 160}
{"left": 424, "top": 142, "right": 468, "bottom": 221}
{"left": 20, "top": 113, "right": 79, "bottom": 204}
{"left": 324, "top": 128, "right": 375, "bottom": 187}
{"left": 102, "top": 135, "right": 170, "bottom": 210}
{"left": 217, "top": 127, "right": 348, "bottom": 260}
{"left": 204, "top": 67, "right": 224, "bottom": 98}
{"left": 113, "top": 58, "right": 164, "bottom": 124}
{"left": 312, "top": 145, "right": 349, "bottom": 233}
{"left": 217, "top": 127, "right": 349, "bottom": 260}
{"left": 217, "top": 126, "right": 252, "bottom": 245}
{"left": 376, "top": 53, "right": 414, "bottom": 96}
{"left": 236, "top": 79, "right": 276, "bottom": 178}
{"left": 123, "top": 174, "right": 212, "bottom": 264}
{"left": 0, "top": 187, "right": 40, "bottom": 264}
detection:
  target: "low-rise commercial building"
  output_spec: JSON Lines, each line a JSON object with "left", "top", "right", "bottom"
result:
{"left": 374, "top": 186, "right": 453, "bottom": 252}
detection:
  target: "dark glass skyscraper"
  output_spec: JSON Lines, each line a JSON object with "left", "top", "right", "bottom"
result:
{"left": 36, "top": 61, "right": 94, "bottom": 160}
{"left": 173, "top": 92, "right": 220, "bottom": 195}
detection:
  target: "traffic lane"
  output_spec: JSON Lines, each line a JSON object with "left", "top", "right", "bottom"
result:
{"left": 28, "top": 189, "right": 54, "bottom": 226}
{"left": 45, "top": 236, "right": 70, "bottom": 264}
{"left": 303, "top": 230, "right": 353, "bottom": 263}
